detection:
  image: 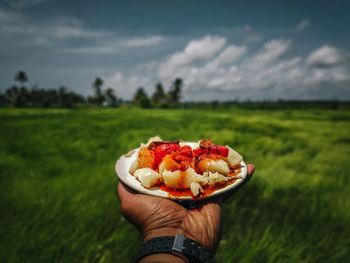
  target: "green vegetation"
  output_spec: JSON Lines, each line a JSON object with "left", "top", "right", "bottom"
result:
{"left": 0, "top": 108, "right": 349, "bottom": 262}
{"left": 1, "top": 71, "right": 185, "bottom": 109}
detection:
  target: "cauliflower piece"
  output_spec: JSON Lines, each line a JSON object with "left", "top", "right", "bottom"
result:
{"left": 190, "top": 182, "right": 203, "bottom": 196}
{"left": 205, "top": 171, "right": 227, "bottom": 186}
{"left": 134, "top": 168, "right": 162, "bottom": 188}
{"left": 179, "top": 141, "right": 198, "bottom": 149}
{"left": 198, "top": 159, "right": 230, "bottom": 175}
{"left": 146, "top": 136, "right": 163, "bottom": 146}
{"left": 162, "top": 168, "right": 208, "bottom": 189}
{"left": 129, "top": 159, "right": 138, "bottom": 175}
{"left": 226, "top": 146, "right": 243, "bottom": 167}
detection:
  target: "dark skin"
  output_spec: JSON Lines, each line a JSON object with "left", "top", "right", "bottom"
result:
{"left": 118, "top": 164, "right": 255, "bottom": 262}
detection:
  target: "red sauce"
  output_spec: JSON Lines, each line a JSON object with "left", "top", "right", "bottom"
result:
{"left": 159, "top": 185, "right": 193, "bottom": 198}
{"left": 202, "top": 177, "right": 239, "bottom": 196}
{"left": 159, "top": 168, "right": 241, "bottom": 199}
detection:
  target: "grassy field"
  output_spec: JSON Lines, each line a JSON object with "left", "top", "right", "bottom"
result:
{"left": 0, "top": 108, "right": 349, "bottom": 263}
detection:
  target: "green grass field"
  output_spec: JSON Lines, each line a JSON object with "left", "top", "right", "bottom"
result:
{"left": 1, "top": 108, "right": 349, "bottom": 262}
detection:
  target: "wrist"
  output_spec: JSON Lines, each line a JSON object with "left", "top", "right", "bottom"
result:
{"left": 138, "top": 253, "right": 188, "bottom": 263}
{"left": 143, "top": 227, "right": 214, "bottom": 253}
{"left": 137, "top": 234, "right": 215, "bottom": 263}
{"left": 143, "top": 227, "right": 185, "bottom": 242}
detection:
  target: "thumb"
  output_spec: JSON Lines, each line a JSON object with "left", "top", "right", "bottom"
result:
{"left": 222, "top": 163, "right": 255, "bottom": 202}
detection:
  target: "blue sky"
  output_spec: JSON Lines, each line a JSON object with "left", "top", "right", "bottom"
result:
{"left": 0, "top": 0, "right": 349, "bottom": 100}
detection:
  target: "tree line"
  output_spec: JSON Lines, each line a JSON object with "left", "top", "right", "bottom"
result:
{"left": 1, "top": 70, "right": 348, "bottom": 110}
{"left": 0, "top": 71, "right": 182, "bottom": 108}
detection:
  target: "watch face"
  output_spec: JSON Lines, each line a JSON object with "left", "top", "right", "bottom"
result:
{"left": 116, "top": 142, "right": 248, "bottom": 200}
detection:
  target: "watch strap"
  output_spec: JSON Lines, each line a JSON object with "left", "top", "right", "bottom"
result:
{"left": 135, "top": 234, "right": 215, "bottom": 263}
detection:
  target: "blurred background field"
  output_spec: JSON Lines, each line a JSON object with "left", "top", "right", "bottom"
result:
{"left": 0, "top": 108, "right": 349, "bottom": 263}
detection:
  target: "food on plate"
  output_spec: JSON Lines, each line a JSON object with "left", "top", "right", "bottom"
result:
{"left": 129, "top": 137, "right": 243, "bottom": 197}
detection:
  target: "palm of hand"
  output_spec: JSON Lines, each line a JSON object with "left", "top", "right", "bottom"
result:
{"left": 118, "top": 184, "right": 222, "bottom": 253}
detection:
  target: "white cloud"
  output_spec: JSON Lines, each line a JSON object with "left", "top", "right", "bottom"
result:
{"left": 306, "top": 45, "right": 347, "bottom": 68}
{"left": 53, "top": 25, "right": 110, "bottom": 39}
{"left": 158, "top": 35, "right": 226, "bottom": 80}
{"left": 1, "top": 7, "right": 349, "bottom": 100}
{"left": 0, "top": 8, "right": 166, "bottom": 52}
{"left": 217, "top": 25, "right": 263, "bottom": 44}
{"left": 211, "top": 45, "right": 247, "bottom": 66}
{"left": 296, "top": 19, "right": 311, "bottom": 32}
{"left": 106, "top": 71, "right": 154, "bottom": 99}
{"left": 183, "top": 35, "right": 226, "bottom": 61}
{"left": 105, "top": 36, "right": 350, "bottom": 101}
{"left": 121, "top": 36, "right": 165, "bottom": 47}
{"left": 244, "top": 39, "right": 290, "bottom": 71}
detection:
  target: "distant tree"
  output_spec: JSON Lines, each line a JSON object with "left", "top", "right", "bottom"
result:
{"left": 151, "top": 82, "right": 166, "bottom": 106}
{"left": 133, "top": 87, "right": 151, "bottom": 108}
{"left": 19, "top": 86, "right": 29, "bottom": 106}
{"left": 92, "top": 77, "right": 105, "bottom": 106}
{"left": 0, "top": 92, "right": 9, "bottom": 107}
{"left": 57, "top": 86, "right": 72, "bottom": 107}
{"left": 105, "top": 87, "right": 117, "bottom": 107}
{"left": 15, "top": 71, "right": 28, "bottom": 87}
{"left": 168, "top": 78, "right": 183, "bottom": 104}
{"left": 29, "top": 85, "right": 41, "bottom": 106}
{"left": 6, "top": 85, "right": 20, "bottom": 107}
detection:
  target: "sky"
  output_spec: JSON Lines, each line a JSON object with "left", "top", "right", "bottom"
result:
{"left": 0, "top": 0, "right": 350, "bottom": 101}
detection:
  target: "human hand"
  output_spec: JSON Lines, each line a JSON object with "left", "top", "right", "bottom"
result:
{"left": 117, "top": 164, "right": 255, "bottom": 256}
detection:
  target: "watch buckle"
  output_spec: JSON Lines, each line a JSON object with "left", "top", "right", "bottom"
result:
{"left": 172, "top": 234, "right": 185, "bottom": 253}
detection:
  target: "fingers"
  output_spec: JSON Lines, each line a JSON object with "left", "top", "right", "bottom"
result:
{"left": 221, "top": 163, "right": 255, "bottom": 202}
{"left": 247, "top": 164, "right": 255, "bottom": 178}
{"left": 200, "top": 199, "right": 223, "bottom": 214}
{"left": 117, "top": 181, "right": 140, "bottom": 218}
{"left": 117, "top": 180, "right": 138, "bottom": 199}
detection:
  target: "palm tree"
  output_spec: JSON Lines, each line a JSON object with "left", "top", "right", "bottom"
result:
{"left": 168, "top": 78, "right": 183, "bottom": 104}
{"left": 15, "top": 71, "right": 28, "bottom": 88}
{"left": 151, "top": 82, "right": 166, "bottom": 106}
{"left": 133, "top": 87, "right": 151, "bottom": 108}
{"left": 92, "top": 77, "right": 105, "bottom": 106}
{"left": 105, "top": 87, "right": 117, "bottom": 107}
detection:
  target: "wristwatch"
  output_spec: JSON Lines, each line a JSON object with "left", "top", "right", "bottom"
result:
{"left": 135, "top": 234, "right": 216, "bottom": 263}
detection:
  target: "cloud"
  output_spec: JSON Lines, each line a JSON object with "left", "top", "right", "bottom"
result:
{"left": 1, "top": 7, "right": 349, "bottom": 100}
{"left": 306, "top": 45, "right": 348, "bottom": 68}
{"left": 105, "top": 35, "right": 350, "bottom": 101}
{"left": 244, "top": 39, "right": 290, "bottom": 71}
{"left": 0, "top": 8, "right": 166, "bottom": 53}
{"left": 121, "top": 36, "right": 165, "bottom": 47}
{"left": 158, "top": 35, "right": 226, "bottom": 80}
{"left": 296, "top": 19, "right": 311, "bottom": 32}
{"left": 217, "top": 25, "right": 263, "bottom": 44}
{"left": 5, "top": 0, "right": 51, "bottom": 9}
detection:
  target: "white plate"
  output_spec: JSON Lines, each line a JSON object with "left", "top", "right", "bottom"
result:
{"left": 115, "top": 142, "right": 248, "bottom": 200}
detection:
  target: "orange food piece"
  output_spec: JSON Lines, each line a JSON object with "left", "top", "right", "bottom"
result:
{"left": 137, "top": 147, "right": 155, "bottom": 169}
{"left": 198, "top": 159, "right": 210, "bottom": 174}
{"left": 159, "top": 154, "right": 181, "bottom": 173}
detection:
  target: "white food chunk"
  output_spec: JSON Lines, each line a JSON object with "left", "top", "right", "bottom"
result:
{"left": 129, "top": 159, "right": 138, "bottom": 175}
{"left": 199, "top": 159, "right": 230, "bottom": 175}
{"left": 206, "top": 172, "right": 227, "bottom": 187}
{"left": 146, "top": 136, "right": 163, "bottom": 146}
{"left": 163, "top": 168, "right": 208, "bottom": 189}
{"left": 190, "top": 182, "right": 203, "bottom": 196}
{"left": 179, "top": 141, "right": 198, "bottom": 149}
{"left": 227, "top": 146, "right": 243, "bottom": 166}
{"left": 134, "top": 168, "right": 162, "bottom": 188}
